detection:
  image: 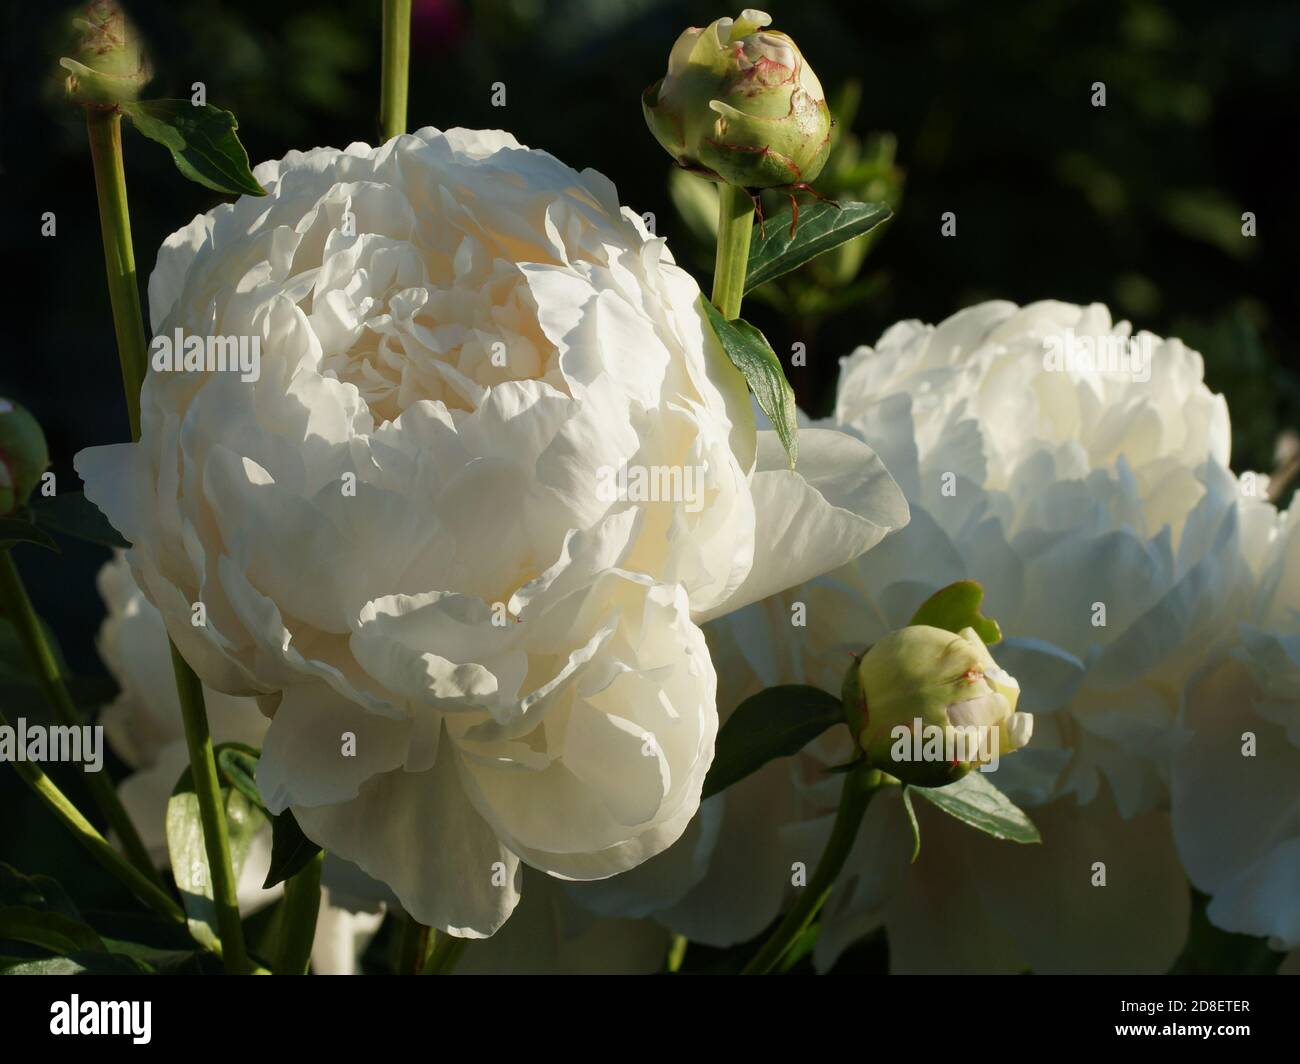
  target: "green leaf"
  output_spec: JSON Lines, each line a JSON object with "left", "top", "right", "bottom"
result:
{"left": 165, "top": 767, "right": 267, "bottom": 953}
{"left": 701, "top": 298, "right": 798, "bottom": 467}
{"left": 100, "top": 938, "right": 212, "bottom": 974}
{"left": 899, "top": 787, "right": 922, "bottom": 862}
{"left": 120, "top": 99, "right": 266, "bottom": 198}
{"left": 84, "top": 909, "right": 222, "bottom": 973}
{"left": 27, "top": 491, "right": 128, "bottom": 549}
{"left": 702, "top": 685, "right": 844, "bottom": 800}
{"left": 0, "top": 865, "right": 82, "bottom": 921}
{"left": 1, "top": 952, "right": 153, "bottom": 975}
{"left": 909, "top": 580, "right": 1002, "bottom": 645}
{"left": 216, "top": 743, "right": 267, "bottom": 812}
{"left": 0, "top": 515, "right": 59, "bottom": 552}
{"left": 0, "top": 907, "right": 106, "bottom": 955}
{"left": 744, "top": 200, "right": 893, "bottom": 293}
{"left": 909, "top": 772, "right": 1040, "bottom": 844}
{"left": 776, "top": 923, "right": 819, "bottom": 973}
{"left": 263, "top": 809, "right": 323, "bottom": 890}
{"left": 218, "top": 742, "right": 328, "bottom": 891}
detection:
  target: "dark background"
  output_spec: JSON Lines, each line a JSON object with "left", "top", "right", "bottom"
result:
{"left": 1, "top": 0, "right": 1297, "bottom": 963}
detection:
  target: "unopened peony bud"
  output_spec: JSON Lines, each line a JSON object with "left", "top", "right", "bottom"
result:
{"left": 847, "top": 625, "right": 1032, "bottom": 787}
{"left": 642, "top": 8, "right": 832, "bottom": 189}
{"left": 0, "top": 400, "right": 50, "bottom": 517}
{"left": 60, "top": 0, "right": 151, "bottom": 106}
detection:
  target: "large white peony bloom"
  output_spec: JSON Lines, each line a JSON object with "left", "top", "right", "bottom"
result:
{"left": 1173, "top": 503, "right": 1300, "bottom": 953}
{"left": 76, "top": 127, "right": 906, "bottom": 936}
{"left": 96, "top": 554, "right": 383, "bottom": 974}
{"left": 581, "top": 300, "right": 1272, "bottom": 972}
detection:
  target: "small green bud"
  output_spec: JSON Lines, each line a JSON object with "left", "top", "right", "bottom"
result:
{"left": 0, "top": 400, "right": 50, "bottom": 517}
{"left": 643, "top": 9, "right": 832, "bottom": 189}
{"left": 60, "top": 1, "right": 152, "bottom": 107}
{"left": 848, "top": 625, "right": 1032, "bottom": 787}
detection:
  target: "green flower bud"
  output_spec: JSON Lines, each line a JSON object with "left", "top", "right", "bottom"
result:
{"left": 848, "top": 625, "right": 1032, "bottom": 787}
{"left": 60, "top": 1, "right": 152, "bottom": 107}
{"left": 643, "top": 8, "right": 832, "bottom": 189}
{"left": 0, "top": 400, "right": 50, "bottom": 517}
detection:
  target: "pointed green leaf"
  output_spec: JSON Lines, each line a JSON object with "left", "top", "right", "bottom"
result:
{"left": 909, "top": 579, "right": 1002, "bottom": 645}
{"left": 28, "top": 491, "right": 128, "bottom": 549}
{"left": 701, "top": 298, "right": 798, "bottom": 467}
{"left": 263, "top": 809, "right": 323, "bottom": 890}
{"left": 120, "top": 99, "right": 266, "bottom": 197}
{"left": 910, "top": 772, "right": 1040, "bottom": 844}
{"left": 0, "top": 907, "right": 105, "bottom": 955}
{"left": 1, "top": 952, "right": 153, "bottom": 975}
{"left": 0, "top": 516, "right": 59, "bottom": 552}
{"left": 702, "top": 684, "right": 844, "bottom": 800}
{"left": 0, "top": 865, "right": 82, "bottom": 921}
{"left": 745, "top": 200, "right": 892, "bottom": 293}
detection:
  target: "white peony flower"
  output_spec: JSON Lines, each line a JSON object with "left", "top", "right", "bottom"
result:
{"left": 95, "top": 554, "right": 383, "bottom": 974}
{"left": 1173, "top": 504, "right": 1300, "bottom": 952}
{"left": 76, "top": 127, "right": 906, "bottom": 936}
{"left": 581, "top": 300, "right": 1270, "bottom": 972}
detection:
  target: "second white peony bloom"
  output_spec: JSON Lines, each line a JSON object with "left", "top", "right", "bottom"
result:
{"left": 577, "top": 300, "right": 1271, "bottom": 972}
{"left": 76, "top": 127, "right": 907, "bottom": 936}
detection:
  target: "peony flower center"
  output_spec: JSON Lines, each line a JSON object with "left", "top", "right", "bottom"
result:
{"left": 306, "top": 224, "right": 558, "bottom": 423}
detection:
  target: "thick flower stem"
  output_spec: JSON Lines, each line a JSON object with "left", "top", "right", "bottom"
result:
{"left": 396, "top": 914, "right": 431, "bottom": 974}
{"left": 421, "top": 932, "right": 468, "bottom": 975}
{"left": 379, "top": 0, "right": 412, "bottom": 141}
{"left": 710, "top": 183, "right": 755, "bottom": 321}
{"left": 85, "top": 108, "right": 147, "bottom": 440}
{"left": 169, "top": 642, "right": 250, "bottom": 974}
{"left": 84, "top": 97, "right": 251, "bottom": 974}
{"left": 741, "top": 762, "right": 882, "bottom": 975}
{"left": 0, "top": 551, "right": 161, "bottom": 884}
{"left": 0, "top": 707, "right": 184, "bottom": 925}
{"left": 275, "top": 850, "right": 323, "bottom": 975}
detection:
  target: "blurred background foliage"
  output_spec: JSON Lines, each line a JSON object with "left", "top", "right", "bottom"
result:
{"left": 1, "top": 0, "right": 1297, "bottom": 968}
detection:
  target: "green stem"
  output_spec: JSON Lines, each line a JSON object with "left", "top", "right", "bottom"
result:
{"left": 710, "top": 183, "right": 756, "bottom": 321}
{"left": 0, "top": 551, "right": 161, "bottom": 884}
{"left": 84, "top": 99, "right": 251, "bottom": 975}
{"left": 666, "top": 933, "right": 688, "bottom": 973}
{"left": 85, "top": 108, "right": 147, "bottom": 440}
{"left": 170, "top": 642, "right": 249, "bottom": 974}
{"left": 0, "top": 707, "right": 184, "bottom": 925}
{"left": 421, "top": 931, "right": 467, "bottom": 975}
{"left": 396, "top": 912, "right": 430, "bottom": 974}
{"left": 741, "top": 763, "right": 881, "bottom": 975}
{"left": 379, "top": 0, "right": 412, "bottom": 141}
{"left": 275, "top": 850, "right": 323, "bottom": 975}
